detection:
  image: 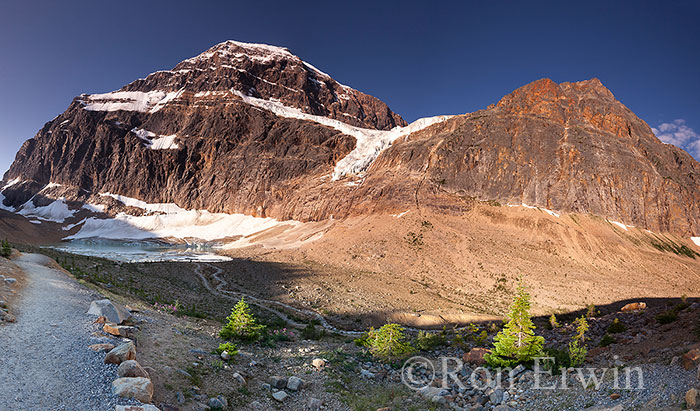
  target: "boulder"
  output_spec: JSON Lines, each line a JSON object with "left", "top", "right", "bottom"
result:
{"left": 272, "top": 390, "right": 288, "bottom": 402}
{"left": 117, "top": 360, "right": 150, "bottom": 378}
{"left": 286, "top": 376, "right": 304, "bottom": 391}
{"left": 232, "top": 372, "right": 246, "bottom": 385}
{"left": 88, "top": 299, "right": 131, "bottom": 324}
{"left": 620, "top": 302, "right": 646, "bottom": 312}
{"left": 682, "top": 348, "right": 700, "bottom": 371}
{"left": 112, "top": 377, "right": 153, "bottom": 403}
{"left": 103, "top": 323, "right": 136, "bottom": 339}
{"left": 105, "top": 342, "right": 136, "bottom": 365}
{"left": 686, "top": 388, "right": 697, "bottom": 408}
{"left": 208, "top": 397, "right": 225, "bottom": 410}
{"left": 269, "top": 376, "right": 287, "bottom": 389}
{"left": 89, "top": 343, "right": 115, "bottom": 352}
{"left": 4, "top": 278, "right": 17, "bottom": 285}
{"left": 311, "top": 358, "right": 326, "bottom": 370}
{"left": 462, "top": 347, "right": 491, "bottom": 365}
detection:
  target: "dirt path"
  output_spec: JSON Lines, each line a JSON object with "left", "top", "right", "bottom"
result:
{"left": 0, "top": 253, "right": 128, "bottom": 410}
{"left": 194, "top": 262, "right": 364, "bottom": 336}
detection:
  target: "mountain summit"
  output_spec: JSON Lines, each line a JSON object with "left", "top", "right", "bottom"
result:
{"left": 2, "top": 41, "right": 700, "bottom": 239}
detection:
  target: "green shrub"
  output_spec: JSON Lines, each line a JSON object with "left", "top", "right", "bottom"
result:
{"left": 219, "top": 298, "right": 265, "bottom": 342}
{"left": 466, "top": 323, "right": 489, "bottom": 346}
{"left": 541, "top": 348, "right": 571, "bottom": 372}
{"left": 415, "top": 330, "right": 447, "bottom": 351}
{"left": 0, "top": 240, "right": 10, "bottom": 258}
{"left": 485, "top": 284, "right": 544, "bottom": 367}
{"left": 607, "top": 318, "right": 626, "bottom": 334}
{"left": 599, "top": 334, "right": 616, "bottom": 347}
{"left": 215, "top": 342, "right": 238, "bottom": 356}
{"left": 655, "top": 309, "right": 678, "bottom": 324}
{"left": 568, "top": 316, "right": 588, "bottom": 367}
{"left": 361, "top": 323, "right": 415, "bottom": 361}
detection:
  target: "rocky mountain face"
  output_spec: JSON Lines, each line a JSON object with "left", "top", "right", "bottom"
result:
{"left": 347, "top": 78, "right": 700, "bottom": 235}
{"left": 2, "top": 41, "right": 700, "bottom": 237}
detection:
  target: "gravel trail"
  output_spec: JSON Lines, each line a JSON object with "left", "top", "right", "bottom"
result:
{"left": 0, "top": 253, "right": 130, "bottom": 410}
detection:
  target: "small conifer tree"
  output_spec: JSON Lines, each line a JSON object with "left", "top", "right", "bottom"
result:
{"left": 549, "top": 314, "right": 560, "bottom": 329}
{"left": 362, "top": 323, "right": 414, "bottom": 360}
{"left": 0, "top": 240, "right": 11, "bottom": 258}
{"left": 568, "top": 316, "right": 588, "bottom": 366}
{"left": 485, "top": 284, "right": 544, "bottom": 367}
{"left": 219, "top": 298, "right": 265, "bottom": 342}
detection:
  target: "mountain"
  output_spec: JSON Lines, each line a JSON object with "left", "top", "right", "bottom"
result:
{"left": 2, "top": 40, "right": 700, "bottom": 242}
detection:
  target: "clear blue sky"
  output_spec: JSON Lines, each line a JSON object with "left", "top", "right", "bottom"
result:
{"left": 1, "top": 1, "right": 699, "bottom": 174}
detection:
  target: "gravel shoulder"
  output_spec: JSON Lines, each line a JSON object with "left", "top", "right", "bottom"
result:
{"left": 0, "top": 252, "right": 131, "bottom": 410}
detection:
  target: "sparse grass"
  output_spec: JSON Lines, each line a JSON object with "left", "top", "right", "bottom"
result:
{"left": 648, "top": 235, "right": 698, "bottom": 259}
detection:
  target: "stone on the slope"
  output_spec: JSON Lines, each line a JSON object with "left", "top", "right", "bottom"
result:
{"left": 682, "top": 348, "right": 700, "bottom": 370}
{"left": 620, "top": 302, "right": 646, "bottom": 312}
{"left": 308, "top": 398, "right": 322, "bottom": 410}
{"left": 103, "top": 323, "right": 136, "bottom": 339}
{"left": 286, "top": 376, "right": 304, "bottom": 391}
{"left": 233, "top": 372, "right": 246, "bottom": 385}
{"left": 490, "top": 388, "right": 504, "bottom": 404}
{"left": 104, "top": 341, "right": 136, "bottom": 365}
{"left": 208, "top": 397, "right": 225, "bottom": 410}
{"left": 2, "top": 312, "right": 15, "bottom": 323}
{"left": 249, "top": 400, "right": 264, "bottom": 409}
{"left": 112, "top": 377, "right": 154, "bottom": 403}
{"left": 269, "top": 376, "right": 287, "bottom": 389}
{"left": 117, "top": 360, "right": 149, "bottom": 378}
{"left": 686, "top": 388, "right": 698, "bottom": 408}
{"left": 89, "top": 343, "right": 115, "bottom": 352}
{"left": 87, "top": 299, "right": 131, "bottom": 324}
{"left": 4, "top": 278, "right": 17, "bottom": 285}
{"left": 463, "top": 347, "right": 491, "bottom": 365}
{"left": 311, "top": 358, "right": 326, "bottom": 370}
{"left": 272, "top": 390, "right": 288, "bottom": 402}
{"left": 115, "top": 406, "right": 161, "bottom": 411}
{"left": 220, "top": 351, "right": 231, "bottom": 360}
{"left": 609, "top": 393, "right": 620, "bottom": 400}
{"left": 0, "top": 300, "right": 6, "bottom": 308}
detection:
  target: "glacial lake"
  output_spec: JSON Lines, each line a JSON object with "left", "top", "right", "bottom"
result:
{"left": 48, "top": 238, "right": 232, "bottom": 263}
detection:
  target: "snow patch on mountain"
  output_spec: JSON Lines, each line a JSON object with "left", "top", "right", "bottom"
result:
{"left": 691, "top": 237, "right": 700, "bottom": 247}
{"left": 100, "top": 193, "right": 186, "bottom": 214}
{"left": 61, "top": 192, "right": 305, "bottom": 243}
{"left": 81, "top": 90, "right": 183, "bottom": 113}
{"left": 17, "top": 197, "right": 75, "bottom": 223}
{"left": 66, "top": 208, "right": 296, "bottom": 242}
{"left": 508, "top": 203, "right": 561, "bottom": 218}
{"left": 608, "top": 220, "right": 633, "bottom": 231}
{"left": 230, "top": 90, "right": 452, "bottom": 179}
{"left": 131, "top": 128, "right": 179, "bottom": 150}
